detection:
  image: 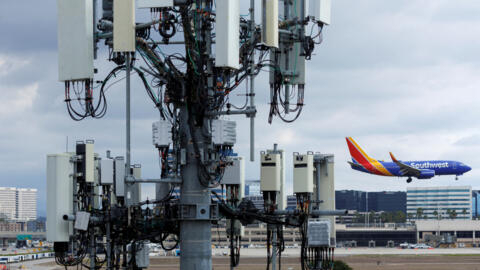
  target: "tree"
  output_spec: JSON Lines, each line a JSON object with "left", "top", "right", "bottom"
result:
{"left": 353, "top": 213, "right": 363, "bottom": 223}
{"left": 393, "top": 211, "right": 406, "bottom": 223}
{"left": 451, "top": 210, "right": 458, "bottom": 219}
{"left": 447, "top": 209, "right": 457, "bottom": 220}
{"left": 433, "top": 210, "right": 438, "bottom": 220}
{"left": 407, "top": 213, "right": 414, "bottom": 221}
{"left": 380, "top": 212, "right": 388, "bottom": 223}
{"left": 462, "top": 209, "right": 467, "bottom": 218}
{"left": 416, "top": 208, "right": 424, "bottom": 220}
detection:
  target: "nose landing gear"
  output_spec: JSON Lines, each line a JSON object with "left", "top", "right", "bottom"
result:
{"left": 406, "top": 177, "right": 412, "bottom": 183}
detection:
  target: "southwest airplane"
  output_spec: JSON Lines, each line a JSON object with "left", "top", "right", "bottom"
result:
{"left": 346, "top": 137, "right": 472, "bottom": 183}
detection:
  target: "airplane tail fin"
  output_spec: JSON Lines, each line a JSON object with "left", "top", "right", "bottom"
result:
{"left": 345, "top": 137, "right": 375, "bottom": 164}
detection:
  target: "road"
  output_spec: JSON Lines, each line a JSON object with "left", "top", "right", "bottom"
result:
{"left": 8, "top": 247, "right": 480, "bottom": 270}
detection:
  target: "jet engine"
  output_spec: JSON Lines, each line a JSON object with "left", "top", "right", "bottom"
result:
{"left": 418, "top": 169, "right": 435, "bottom": 179}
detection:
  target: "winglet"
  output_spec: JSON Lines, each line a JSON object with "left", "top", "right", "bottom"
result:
{"left": 389, "top": 152, "right": 398, "bottom": 163}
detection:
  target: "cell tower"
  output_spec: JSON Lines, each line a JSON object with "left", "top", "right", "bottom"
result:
{"left": 47, "top": 0, "right": 343, "bottom": 269}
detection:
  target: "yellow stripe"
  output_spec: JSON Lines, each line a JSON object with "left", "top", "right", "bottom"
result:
{"left": 348, "top": 137, "right": 375, "bottom": 162}
{"left": 371, "top": 161, "right": 393, "bottom": 176}
{"left": 348, "top": 137, "right": 393, "bottom": 176}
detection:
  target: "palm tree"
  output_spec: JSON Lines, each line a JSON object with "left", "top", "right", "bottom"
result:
{"left": 416, "top": 208, "right": 424, "bottom": 220}
{"left": 462, "top": 209, "right": 467, "bottom": 218}
{"left": 407, "top": 213, "right": 414, "bottom": 221}
{"left": 446, "top": 209, "right": 452, "bottom": 219}
{"left": 451, "top": 210, "right": 458, "bottom": 219}
{"left": 433, "top": 210, "right": 439, "bottom": 220}
{"left": 394, "top": 211, "right": 406, "bottom": 223}
{"left": 380, "top": 212, "right": 388, "bottom": 223}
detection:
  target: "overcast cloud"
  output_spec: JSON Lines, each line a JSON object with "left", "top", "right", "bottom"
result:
{"left": 1, "top": 1, "right": 480, "bottom": 216}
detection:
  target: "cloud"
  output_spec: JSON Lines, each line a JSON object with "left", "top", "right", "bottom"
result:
{"left": 455, "top": 135, "right": 480, "bottom": 147}
{"left": 0, "top": 83, "right": 38, "bottom": 115}
{"left": 0, "top": 55, "right": 30, "bottom": 76}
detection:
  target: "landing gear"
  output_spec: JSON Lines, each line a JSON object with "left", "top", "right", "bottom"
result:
{"left": 455, "top": 176, "right": 459, "bottom": 180}
{"left": 406, "top": 177, "right": 412, "bottom": 183}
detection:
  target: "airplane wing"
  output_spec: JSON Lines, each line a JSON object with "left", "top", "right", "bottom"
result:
{"left": 389, "top": 152, "right": 421, "bottom": 177}
{"left": 347, "top": 161, "right": 366, "bottom": 170}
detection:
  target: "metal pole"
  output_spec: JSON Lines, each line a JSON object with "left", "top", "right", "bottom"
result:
{"left": 89, "top": 182, "right": 96, "bottom": 270}
{"left": 106, "top": 187, "right": 112, "bottom": 270}
{"left": 178, "top": 3, "right": 212, "bottom": 268}
{"left": 249, "top": 0, "right": 256, "bottom": 162}
{"left": 126, "top": 53, "right": 131, "bottom": 174}
{"left": 272, "top": 227, "right": 277, "bottom": 270}
{"left": 90, "top": 226, "right": 96, "bottom": 270}
{"left": 315, "top": 161, "right": 321, "bottom": 209}
{"left": 125, "top": 52, "right": 132, "bottom": 268}
{"left": 179, "top": 107, "right": 212, "bottom": 270}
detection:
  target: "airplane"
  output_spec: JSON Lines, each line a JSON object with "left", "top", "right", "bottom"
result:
{"left": 346, "top": 137, "right": 472, "bottom": 183}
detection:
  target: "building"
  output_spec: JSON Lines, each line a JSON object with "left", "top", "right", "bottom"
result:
{"left": 407, "top": 186, "right": 472, "bottom": 220}
{"left": 286, "top": 195, "right": 297, "bottom": 210}
{"left": 26, "top": 218, "right": 46, "bottom": 232}
{"left": 245, "top": 180, "right": 260, "bottom": 196}
{"left": 335, "top": 190, "right": 406, "bottom": 213}
{"left": 416, "top": 220, "right": 480, "bottom": 245}
{"left": 244, "top": 195, "right": 297, "bottom": 211}
{"left": 245, "top": 195, "right": 263, "bottom": 210}
{"left": 16, "top": 188, "right": 37, "bottom": 221}
{"left": 0, "top": 187, "right": 37, "bottom": 221}
{"left": 472, "top": 190, "right": 480, "bottom": 219}
{"left": 0, "top": 222, "right": 22, "bottom": 232}
{"left": 336, "top": 190, "right": 364, "bottom": 212}
{"left": 0, "top": 188, "right": 17, "bottom": 220}
{"left": 336, "top": 224, "right": 416, "bottom": 247}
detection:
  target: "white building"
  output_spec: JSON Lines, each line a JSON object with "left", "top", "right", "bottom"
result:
{"left": 0, "top": 187, "right": 17, "bottom": 220}
{"left": 16, "top": 188, "right": 37, "bottom": 221}
{"left": 0, "top": 187, "right": 37, "bottom": 221}
{"left": 245, "top": 180, "right": 261, "bottom": 196}
{"left": 407, "top": 186, "right": 472, "bottom": 220}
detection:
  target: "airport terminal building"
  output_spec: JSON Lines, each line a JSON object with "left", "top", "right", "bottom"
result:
{"left": 407, "top": 186, "right": 472, "bottom": 220}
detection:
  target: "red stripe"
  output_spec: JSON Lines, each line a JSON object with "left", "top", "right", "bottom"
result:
{"left": 346, "top": 138, "right": 382, "bottom": 174}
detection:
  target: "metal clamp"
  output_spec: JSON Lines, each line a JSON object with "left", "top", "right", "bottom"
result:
{"left": 178, "top": 203, "right": 219, "bottom": 220}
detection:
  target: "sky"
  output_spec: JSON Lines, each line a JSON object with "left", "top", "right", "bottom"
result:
{"left": 2, "top": 1, "right": 480, "bottom": 216}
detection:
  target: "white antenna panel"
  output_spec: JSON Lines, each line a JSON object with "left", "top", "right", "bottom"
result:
{"left": 57, "top": 0, "right": 94, "bottom": 81}
{"left": 46, "top": 153, "right": 74, "bottom": 242}
{"left": 262, "top": 0, "right": 279, "bottom": 48}
{"left": 293, "top": 153, "right": 314, "bottom": 193}
{"left": 115, "top": 157, "right": 126, "bottom": 197}
{"left": 260, "top": 153, "right": 281, "bottom": 192}
{"left": 100, "top": 159, "right": 114, "bottom": 185}
{"left": 138, "top": 0, "right": 174, "bottom": 8}
{"left": 222, "top": 157, "right": 245, "bottom": 186}
{"left": 212, "top": 119, "right": 237, "bottom": 146}
{"left": 113, "top": 0, "right": 136, "bottom": 52}
{"left": 309, "top": 0, "right": 331, "bottom": 25}
{"left": 215, "top": 0, "right": 240, "bottom": 69}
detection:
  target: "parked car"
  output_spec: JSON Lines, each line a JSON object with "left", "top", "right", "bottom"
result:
{"left": 413, "top": 243, "right": 432, "bottom": 249}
